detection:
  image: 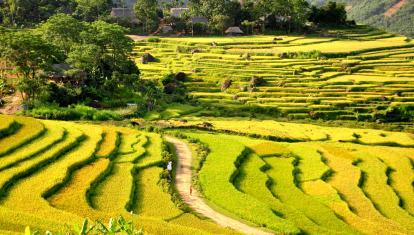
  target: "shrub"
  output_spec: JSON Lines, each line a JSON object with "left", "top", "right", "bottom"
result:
{"left": 147, "top": 37, "right": 161, "bottom": 43}
{"left": 27, "top": 105, "right": 122, "bottom": 121}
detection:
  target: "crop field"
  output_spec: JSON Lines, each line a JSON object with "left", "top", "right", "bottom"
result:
{"left": 2, "top": 26, "right": 414, "bottom": 234}
{"left": 134, "top": 26, "right": 414, "bottom": 121}
{"left": 180, "top": 118, "right": 414, "bottom": 234}
{"left": 0, "top": 115, "right": 238, "bottom": 234}
{"left": 1, "top": 115, "right": 414, "bottom": 234}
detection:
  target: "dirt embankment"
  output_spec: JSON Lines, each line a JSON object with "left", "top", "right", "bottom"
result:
{"left": 384, "top": 0, "right": 407, "bottom": 17}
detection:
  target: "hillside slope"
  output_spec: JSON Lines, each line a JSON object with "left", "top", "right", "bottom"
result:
{"left": 309, "top": 0, "right": 414, "bottom": 37}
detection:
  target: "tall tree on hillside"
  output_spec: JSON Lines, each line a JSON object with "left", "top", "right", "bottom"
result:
{"left": 309, "top": 1, "right": 347, "bottom": 25}
{"left": 134, "top": 0, "right": 160, "bottom": 33}
{"left": 37, "top": 14, "right": 85, "bottom": 55}
{"left": 209, "top": 15, "right": 232, "bottom": 34}
{"left": 188, "top": 0, "right": 240, "bottom": 21}
{"left": 289, "top": 0, "right": 311, "bottom": 31}
{"left": 255, "top": 0, "right": 310, "bottom": 32}
{"left": 66, "top": 20, "right": 139, "bottom": 92}
{"left": 75, "top": 0, "right": 112, "bottom": 21}
{"left": 0, "top": 0, "right": 76, "bottom": 26}
{"left": 0, "top": 31, "right": 58, "bottom": 103}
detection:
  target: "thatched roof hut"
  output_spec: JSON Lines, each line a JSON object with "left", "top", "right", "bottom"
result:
{"left": 225, "top": 27, "right": 244, "bottom": 36}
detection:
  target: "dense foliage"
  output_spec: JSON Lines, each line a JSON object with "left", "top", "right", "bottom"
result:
{"left": 0, "top": 14, "right": 140, "bottom": 109}
{"left": 310, "top": 0, "right": 414, "bottom": 37}
{"left": 309, "top": 1, "right": 348, "bottom": 26}
{"left": 0, "top": 0, "right": 113, "bottom": 26}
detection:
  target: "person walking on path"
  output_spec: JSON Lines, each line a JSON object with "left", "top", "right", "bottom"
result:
{"left": 167, "top": 161, "right": 173, "bottom": 181}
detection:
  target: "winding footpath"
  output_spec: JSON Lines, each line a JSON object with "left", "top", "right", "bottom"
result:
{"left": 165, "top": 136, "right": 273, "bottom": 235}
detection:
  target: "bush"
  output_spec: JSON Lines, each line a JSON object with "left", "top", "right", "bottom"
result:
{"left": 375, "top": 104, "right": 414, "bottom": 122}
{"left": 147, "top": 37, "right": 161, "bottom": 42}
{"left": 27, "top": 105, "right": 122, "bottom": 121}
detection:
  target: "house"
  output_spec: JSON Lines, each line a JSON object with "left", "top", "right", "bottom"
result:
{"left": 191, "top": 16, "right": 208, "bottom": 24}
{"left": 170, "top": 8, "right": 189, "bottom": 18}
{"left": 225, "top": 27, "right": 244, "bottom": 36}
{"left": 112, "top": 0, "right": 136, "bottom": 8}
{"left": 110, "top": 7, "right": 139, "bottom": 23}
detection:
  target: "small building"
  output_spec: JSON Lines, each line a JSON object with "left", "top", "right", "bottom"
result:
{"left": 111, "top": 8, "right": 139, "bottom": 23}
{"left": 112, "top": 0, "right": 136, "bottom": 8}
{"left": 225, "top": 27, "right": 244, "bottom": 36}
{"left": 191, "top": 16, "right": 208, "bottom": 24}
{"left": 170, "top": 8, "right": 189, "bottom": 18}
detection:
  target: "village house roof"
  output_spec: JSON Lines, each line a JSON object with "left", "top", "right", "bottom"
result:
{"left": 170, "top": 8, "right": 189, "bottom": 18}
{"left": 191, "top": 16, "right": 208, "bottom": 24}
{"left": 110, "top": 8, "right": 139, "bottom": 23}
{"left": 111, "top": 8, "right": 136, "bottom": 19}
{"left": 225, "top": 27, "right": 244, "bottom": 34}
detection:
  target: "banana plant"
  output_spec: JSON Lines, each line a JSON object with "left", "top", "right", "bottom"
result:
{"left": 24, "top": 216, "right": 143, "bottom": 235}
{"left": 96, "top": 216, "right": 143, "bottom": 235}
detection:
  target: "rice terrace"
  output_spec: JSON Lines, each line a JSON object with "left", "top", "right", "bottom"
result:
{"left": 1, "top": 0, "right": 414, "bottom": 234}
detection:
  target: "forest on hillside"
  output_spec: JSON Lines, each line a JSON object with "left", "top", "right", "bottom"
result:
{"left": 309, "top": 0, "right": 414, "bottom": 37}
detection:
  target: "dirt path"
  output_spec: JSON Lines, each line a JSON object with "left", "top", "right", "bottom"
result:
{"left": 384, "top": 0, "right": 407, "bottom": 17}
{"left": 165, "top": 136, "right": 273, "bottom": 235}
{"left": 127, "top": 35, "right": 149, "bottom": 41}
{"left": 0, "top": 94, "right": 22, "bottom": 115}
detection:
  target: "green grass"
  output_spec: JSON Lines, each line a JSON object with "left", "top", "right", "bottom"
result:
{"left": 264, "top": 157, "right": 358, "bottom": 234}
{"left": 320, "top": 145, "right": 408, "bottom": 234}
{"left": 352, "top": 150, "right": 414, "bottom": 231}
{"left": 0, "top": 121, "right": 66, "bottom": 171}
{"left": 234, "top": 153, "right": 330, "bottom": 234}
{"left": 287, "top": 144, "right": 331, "bottom": 182}
{"left": 0, "top": 116, "right": 246, "bottom": 234}
{"left": 93, "top": 163, "right": 134, "bottom": 213}
{"left": 0, "top": 116, "right": 45, "bottom": 157}
{"left": 183, "top": 132, "right": 301, "bottom": 234}
{"left": 372, "top": 147, "right": 414, "bottom": 216}
{"left": 133, "top": 167, "right": 182, "bottom": 219}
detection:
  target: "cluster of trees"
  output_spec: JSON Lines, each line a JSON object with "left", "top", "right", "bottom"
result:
{"left": 0, "top": 13, "right": 189, "bottom": 114}
{"left": 310, "top": 0, "right": 414, "bottom": 37}
{"left": 1, "top": 0, "right": 350, "bottom": 35}
{"left": 309, "top": 1, "right": 349, "bottom": 26}
{"left": 134, "top": 0, "right": 350, "bottom": 35}
{"left": 0, "top": 0, "right": 113, "bottom": 26}
{"left": 0, "top": 14, "right": 144, "bottom": 109}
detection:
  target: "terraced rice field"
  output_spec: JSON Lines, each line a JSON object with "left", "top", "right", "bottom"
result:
{"left": 179, "top": 118, "right": 414, "bottom": 234}
{"left": 134, "top": 26, "right": 414, "bottom": 121}
{"left": 0, "top": 114, "right": 237, "bottom": 234}
{"left": 1, "top": 114, "right": 414, "bottom": 234}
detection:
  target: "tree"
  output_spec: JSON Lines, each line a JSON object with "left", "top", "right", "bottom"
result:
{"left": 209, "top": 15, "right": 232, "bottom": 35}
{"left": 0, "top": 31, "right": 58, "bottom": 103}
{"left": 66, "top": 44, "right": 102, "bottom": 78}
{"left": 0, "top": 0, "right": 76, "bottom": 26}
{"left": 75, "top": 0, "right": 112, "bottom": 21}
{"left": 138, "top": 80, "right": 163, "bottom": 112}
{"left": 134, "top": 0, "right": 160, "bottom": 33}
{"left": 290, "top": 0, "right": 311, "bottom": 31}
{"left": 65, "top": 21, "right": 139, "bottom": 97}
{"left": 189, "top": 0, "right": 240, "bottom": 22}
{"left": 309, "top": 1, "right": 347, "bottom": 25}
{"left": 37, "top": 14, "right": 85, "bottom": 55}
{"left": 255, "top": 0, "right": 310, "bottom": 32}
{"left": 0, "top": 31, "right": 57, "bottom": 81}
{"left": 87, "top": 21, "right": 134, "bottom": 65}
